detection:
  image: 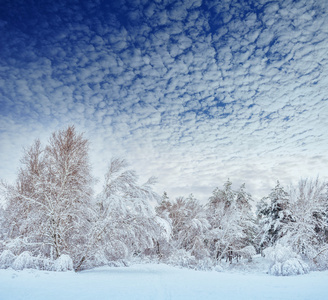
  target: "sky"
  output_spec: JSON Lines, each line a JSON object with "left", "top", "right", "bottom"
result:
{"left": 0, "top": 0, "right": 328, "bottom": 203}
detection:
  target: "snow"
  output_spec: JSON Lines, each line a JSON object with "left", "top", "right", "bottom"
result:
{"left": 0, "top": 263, "right": 327, "bottom": 300}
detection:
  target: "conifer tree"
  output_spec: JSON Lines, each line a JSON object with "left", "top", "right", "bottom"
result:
{"left": 257, "top": 181, "right": 291, "bottom": 250}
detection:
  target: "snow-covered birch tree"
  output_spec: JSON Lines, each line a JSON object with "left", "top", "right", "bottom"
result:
{"left": 1, "top": 126, "right": 94, "bottom": 266}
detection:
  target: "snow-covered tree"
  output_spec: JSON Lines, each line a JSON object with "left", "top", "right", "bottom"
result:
{"left": 77, "top": 158, "right": 169, "bottom": 270}
{"left": 1, "top": 126, "right": 94, "bottom": 267}
{"left": 156, "top": 192, "right": 172, "bottom": 228}
{"left": 155, "top": 193, "right": 210, "bottom": 268}
{"left": 280, "top": 179, "right": 328, "bottom": 269}
{"left": 170, "top": 194, "right": 209, "bottom": 259}
{"left": 153, "top": 192, "right": 173, "bottom": 259}
{"left": 257, "top": 181, "right": 291, "bottom": 251}
{"left": 206, "top": 180, "right": 256, "bottom": 262}
{"left": 0, "top": 199, "right": 5, "bottom": 253}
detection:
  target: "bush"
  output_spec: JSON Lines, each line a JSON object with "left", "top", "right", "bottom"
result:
{"left": 166, "top": 249, "right": 197, "bottom": 269}
{"left": 0, "top": 250, "right": 15, "bottom": 269}
{"left": 264, "top": 244, "right": 309, "bottom": 276}
{"left": 239, "top": 245, "right": 256, "bottom": 261}
{"left": 165, "top": 249, "right": 213, "bottom": 270}
{"left": 214, "top": 264, "right": 223, "bottom": 272}
{"left": 53, "top": 254, "right": 73, "bottom": 272}
{"left": 12, "top": 251, "right": 37, "bottom": 270}
{"left": 37, "top": 257, "right": 54, "bottom": 271}
{"left": 269, "top": 258, "right": 310, "bottom": 276}
{"left": 282, "top": 258, "right": 309, "bottom": 275}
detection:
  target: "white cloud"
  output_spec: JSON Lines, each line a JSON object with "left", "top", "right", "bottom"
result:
{"left": 0, "top": 0, "right": 328, "bottom": 203}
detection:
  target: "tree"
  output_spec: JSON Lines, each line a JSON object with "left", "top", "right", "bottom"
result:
{"left": 257, "top": 181, "right": 291, "bottom": 251}
{"left": 77, "top": 158, "right": 169, "bottom": 270}
{"left": 155, "top": 193, "right": 210, "bottom": 261}
{"left": 0, "top": 184, "right": 6, "bottom": 252}
{"left": 206, "top": 180, "right": 256, "bottom": 262}
{"left": 280, "top": 178, "right": 328, "bottom": 268}
{"left": 154, "top": 192, "right": 173, "bottom": 259}
{"left": 1, "top": 126, "right": 94, "bottom": 267}
{"left": 155, "top": 192, "right": 172, "bottom": 230}
{"left": 173, "top": 195, "right": 209, "bottom": 259}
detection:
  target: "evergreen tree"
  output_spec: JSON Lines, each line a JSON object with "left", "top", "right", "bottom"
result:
{"left": 257, "top": 181, "right": 291, "bottom": 250}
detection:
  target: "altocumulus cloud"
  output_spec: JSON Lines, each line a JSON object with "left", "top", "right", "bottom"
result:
{"left": 0, "top": 0, "right": 328, "bottom": 202}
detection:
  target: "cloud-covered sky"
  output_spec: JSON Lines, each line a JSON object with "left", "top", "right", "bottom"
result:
{"left": 1, "top": 0, "right": 328, "bottom": 202}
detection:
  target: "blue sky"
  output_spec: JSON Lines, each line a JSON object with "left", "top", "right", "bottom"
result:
{"left": 0, "top": 0, "right": 328, "bottom": 202}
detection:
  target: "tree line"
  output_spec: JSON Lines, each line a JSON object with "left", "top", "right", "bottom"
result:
{"left": 0, "top": 126, "right": 327, "bottom": 273}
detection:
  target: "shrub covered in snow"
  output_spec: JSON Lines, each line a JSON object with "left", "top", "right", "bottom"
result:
{"left": 194, "top": 258, "right": 213, "bottom": 271}
{"left": 12, "top": 251, "right": 38, "bottom": 270}
{"left": 214, "top": 264, "right": 223, "bottom": 272}
{"left": 269, "top": 258, "right": 310, "bottom": 276}
{"left": 36, "top": 257, "right": 55, "bottom": 271}
{"left": 0, "top": 250, "right": 56, "bottom": 271}
{"left": 239, "top": 245, "right": 256, "bottom": 261}
{"left": 0, "top": 250, "right": 15, "bottom": 269}
{"left": 165, "top": 249, "right": 213, "bottom": 270}
{"left": 263, "top": 244, "right": 309, "bottom": 276}
{"left": 282, "top": 258, "right": 309, "bottom": 276}
{"left": 166, "top": 249, "right": 197, "bottom": 269}
{"left": 53, "top": 254, "right": 73, "bottom": 272}
{"left": 263, "top": 244, "right": 294, "bottom": 263}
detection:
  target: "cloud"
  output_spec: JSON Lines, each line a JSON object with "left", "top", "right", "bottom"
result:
{"left": 0, "top": 0, "right": 328, "bottom": 202}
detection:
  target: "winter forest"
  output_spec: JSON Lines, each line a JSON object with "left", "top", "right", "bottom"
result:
{"left": 0, "top": 126, "right": 327, "bottom": 276}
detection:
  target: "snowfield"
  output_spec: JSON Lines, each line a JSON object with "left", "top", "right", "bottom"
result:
{"left": 0, "top": 263, "right": 327, "bottom": 300}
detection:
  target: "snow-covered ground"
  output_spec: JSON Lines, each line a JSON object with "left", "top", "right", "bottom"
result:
{"left": 0, "top": 262, "right": 328, "bottom": 300}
